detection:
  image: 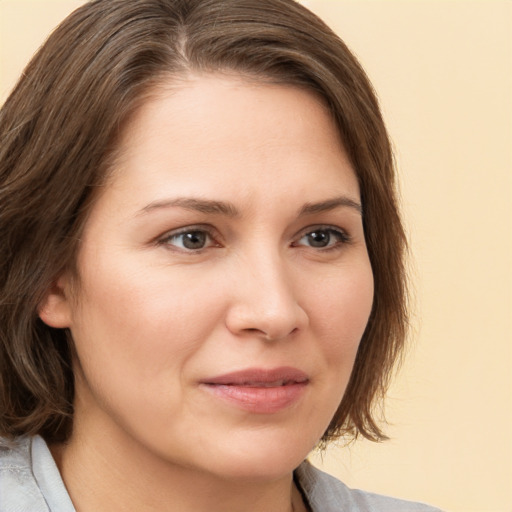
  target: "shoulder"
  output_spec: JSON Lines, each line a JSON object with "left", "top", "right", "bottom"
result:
{"left": 295, "top": 461, "right": 444, "bottom": 512}
{"left": 0, "top": 436, "right": 49, "bottom": 511}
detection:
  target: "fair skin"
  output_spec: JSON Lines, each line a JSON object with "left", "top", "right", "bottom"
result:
{"left": 40, "top": 74, "right": 374, "bottom": 512}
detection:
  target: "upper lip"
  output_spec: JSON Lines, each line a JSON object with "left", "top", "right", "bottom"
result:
{"left": 201, "top": 366, "right": 309, "bottom": 386}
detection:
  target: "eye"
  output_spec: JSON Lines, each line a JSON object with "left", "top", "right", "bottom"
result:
{"left": 160, "top": 228, "right": 217, "bottom": 251}
{"left": 294, "top": 227, "right": 350, "bottom": 249}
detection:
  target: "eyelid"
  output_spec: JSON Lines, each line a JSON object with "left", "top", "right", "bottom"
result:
{"left": 292, "top": 224, "right": 351, "bottom": 247}
{"left": 155, "top": 223, "right": 351, "bottom": 252}
{"left": 157, "top": 224, "right": 221, "bottom": 251}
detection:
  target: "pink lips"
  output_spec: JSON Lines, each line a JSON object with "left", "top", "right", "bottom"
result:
{"left": 200, "top": 367, "right": 309, "bottom": 414}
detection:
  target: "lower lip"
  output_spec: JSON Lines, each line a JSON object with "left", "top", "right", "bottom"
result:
{"left": 201, "top": 382, "right": 308, "bottom": 414}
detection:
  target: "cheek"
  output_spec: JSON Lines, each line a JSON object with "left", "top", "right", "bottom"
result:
{"left": 68, "top": 262, "right": 232, "bottom": 444}
{"left": 296, "top": 265, "right": 373, "bottom": 445}
{"left": 313, "top": 262, "right": 373, "bottom": 398}
{"left": 69, "top": 260, "right": 227, "bottom": 388}
{"left": 312, "top": 261, "right": 374, "bottom": 345}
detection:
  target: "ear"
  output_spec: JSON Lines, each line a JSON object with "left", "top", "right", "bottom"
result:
{"left": 38, "top": 274, "right": 74, "bottom": 329}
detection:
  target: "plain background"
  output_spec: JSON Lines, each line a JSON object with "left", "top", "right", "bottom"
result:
{"left": 0, "top": 2, "right": 510, "bottom": 511}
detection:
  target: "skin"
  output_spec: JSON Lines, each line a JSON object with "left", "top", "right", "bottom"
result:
{"left": 40, "top": 74, "right": 374, "bottom": 512}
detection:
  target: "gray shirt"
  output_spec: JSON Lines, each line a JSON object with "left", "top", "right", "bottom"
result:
{"left": 0, "top": 436, "right": 442, "bottom": 511}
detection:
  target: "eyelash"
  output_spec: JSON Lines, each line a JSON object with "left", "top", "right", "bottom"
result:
{"left": 293, "top": 225, "right": 351, "bottom": 251}
{"left": 158, "top": 225, "right": 219, "bottom": 252}
{"left": 157, "top": 225, "right": 351, "bottom": 253}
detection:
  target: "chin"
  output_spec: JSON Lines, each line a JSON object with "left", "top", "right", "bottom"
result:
{"left": 195, "top": 429, "right": 317, "bottom": 482}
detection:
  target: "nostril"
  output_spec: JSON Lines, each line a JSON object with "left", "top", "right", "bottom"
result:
{"left": 225, "top": 290, "right": 309, "bottom": 341}
{"left": 242, "top": 326, "right": 300, "bottom": 342}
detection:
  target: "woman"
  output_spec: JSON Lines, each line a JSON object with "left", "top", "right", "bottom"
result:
{"left": 0, "top": 1, "right": 441, "bottom": 511}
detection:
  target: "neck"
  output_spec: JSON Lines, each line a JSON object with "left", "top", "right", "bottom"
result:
{"left": 51, "top": 427, "right": 304, "bottom": 512}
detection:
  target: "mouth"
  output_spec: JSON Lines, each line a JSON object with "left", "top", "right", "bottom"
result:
{"left": 202, "top": 367, "right": 308, "bottom": 386}
{"left": 200, "top": 367, "right": 309, "bottom": 413}
{"left": 218, "top": 379, "right": 304, "bottom": 387}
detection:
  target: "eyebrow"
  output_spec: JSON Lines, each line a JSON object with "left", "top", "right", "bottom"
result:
{"left": 138, "top": 198, "right": 239, "bottom": 217}
{"left": 299, "top": 196, "right": 362, "bottom": 216}
{"left": 138, "top": 195, "right": 362, "bottom": 217}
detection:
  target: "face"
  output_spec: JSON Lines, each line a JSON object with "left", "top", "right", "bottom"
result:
{"left": 43, "top": 74, "right": 373, "bottom": 481}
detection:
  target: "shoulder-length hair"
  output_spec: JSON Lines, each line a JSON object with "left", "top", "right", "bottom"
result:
{"left": 0, "top": 0, "right": 407, "bottom": 444}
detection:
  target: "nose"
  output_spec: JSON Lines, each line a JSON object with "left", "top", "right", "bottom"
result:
{"left": 224, "top": 253, "right": 309, "bottom": 342}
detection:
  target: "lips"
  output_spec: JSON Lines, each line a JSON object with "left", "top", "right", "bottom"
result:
{"left": 203, "top": 367, "right": 308, "bottom": 386}
{"left": 200, "top": 367, "right": 309, "bottom": 413}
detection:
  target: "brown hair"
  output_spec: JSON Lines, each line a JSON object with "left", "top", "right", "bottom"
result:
{"left": 0, "top": 0, "right": 407, "bottom": 444}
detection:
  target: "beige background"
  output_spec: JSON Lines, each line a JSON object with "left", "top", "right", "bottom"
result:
{"left": 1, "top": 1, "right": 511, "bottom": 511}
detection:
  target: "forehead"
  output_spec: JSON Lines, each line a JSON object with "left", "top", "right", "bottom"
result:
{"left": 119, "top": 74, "right": 341, "bottom": 150}
{"left": 100, "top": 73, "right": 359, "bottom": 213}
